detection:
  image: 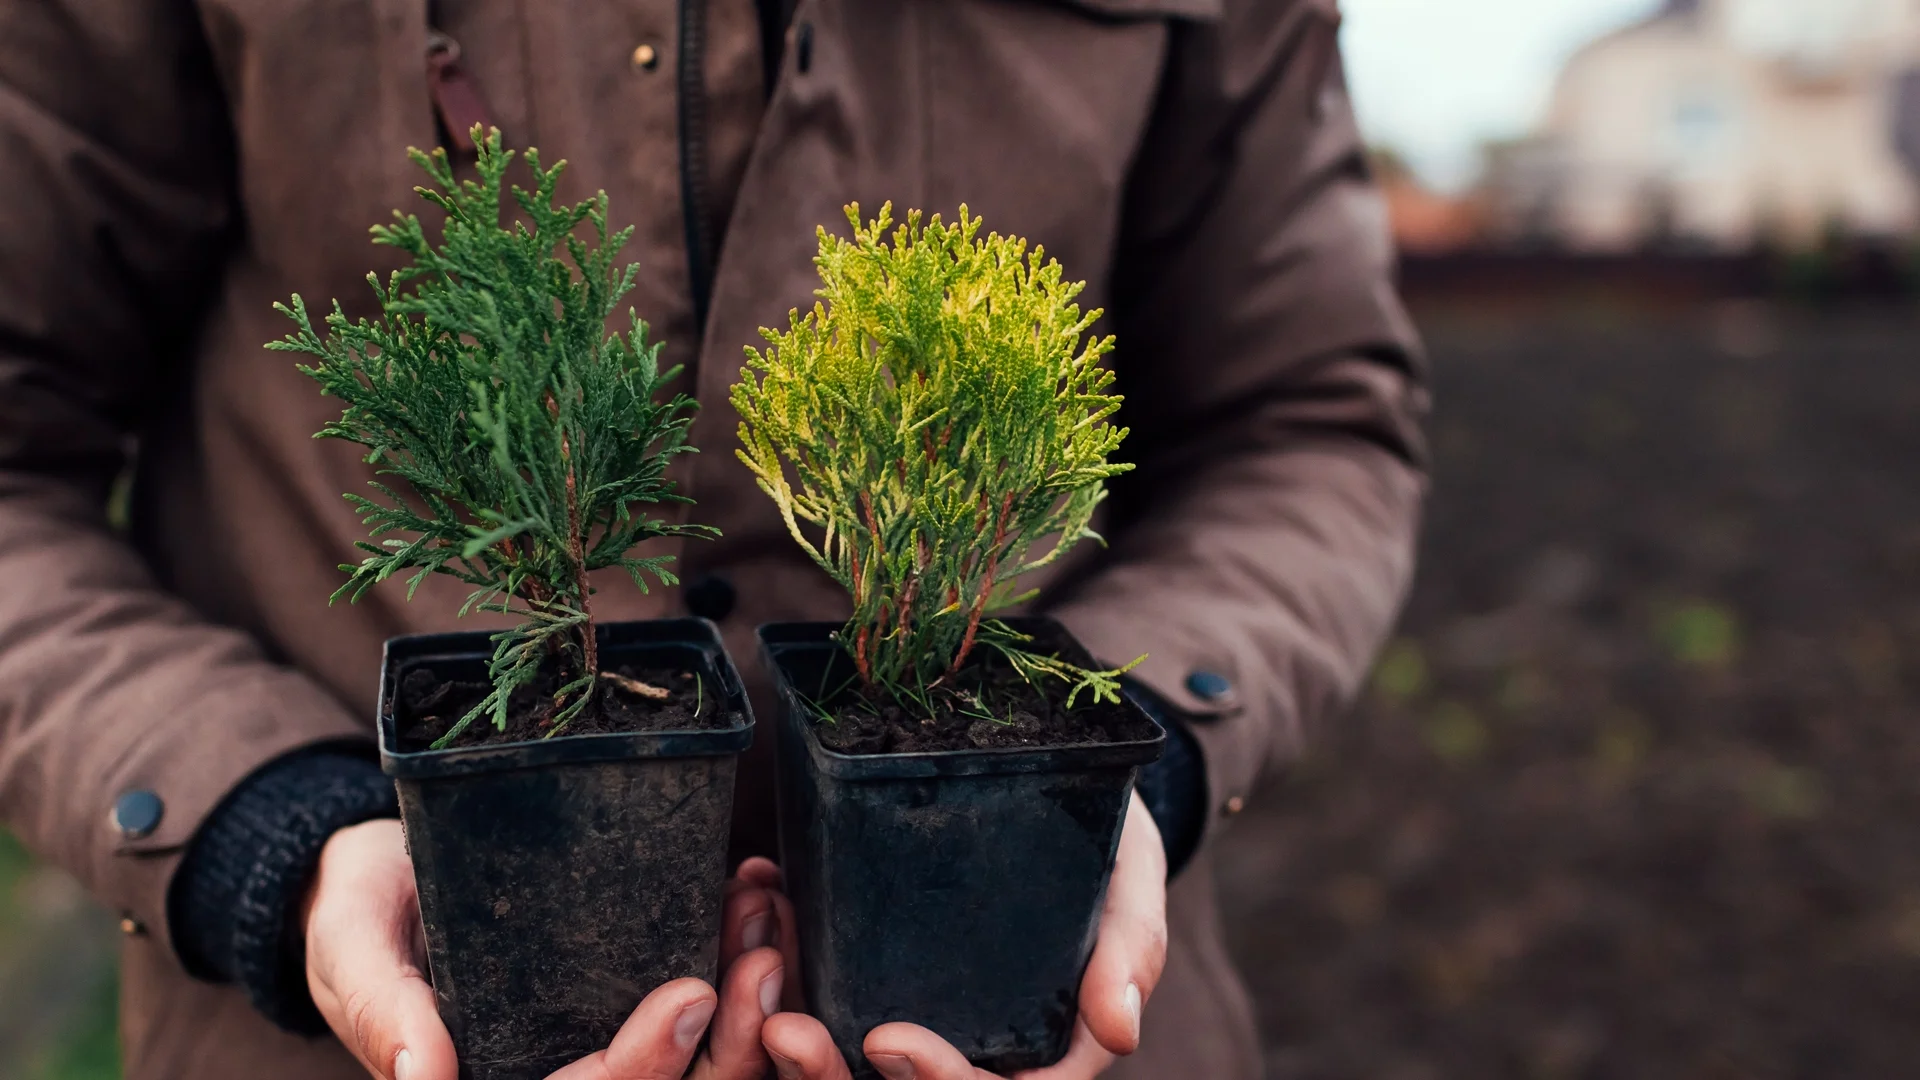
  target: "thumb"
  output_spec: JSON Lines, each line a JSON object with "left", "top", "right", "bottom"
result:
{"left": 312, "top": 948, "right": 455, "bottom": 1080}
{"left": 1078, "top": 793, "right": 1168, "bottom": 1057}
{"left": 306, "top": 821, "right": 458, "bottom": 1080}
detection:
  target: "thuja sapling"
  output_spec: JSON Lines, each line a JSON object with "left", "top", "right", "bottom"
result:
{"left": 734, "top": 202, "right": 1142, "bottom": 720}
{"left": 269, "top": 129, "right": 754, "bottom": 1080}
{"left": 273, "top": 128, "right": 714, "bottom": 746}
{"left": 743, "top": 204, "right": 1164, "bottom": 1075}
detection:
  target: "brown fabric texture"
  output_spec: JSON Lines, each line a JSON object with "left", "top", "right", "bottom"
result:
{"left": 0, "top": 1, "right": 1425, "bottom": 1077}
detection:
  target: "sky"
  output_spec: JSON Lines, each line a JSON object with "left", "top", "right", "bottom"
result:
{"left": 1341, "top": 0, "right": 1662, "bottom": 191}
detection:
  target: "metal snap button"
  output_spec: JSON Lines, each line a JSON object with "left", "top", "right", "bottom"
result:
{"left": 112, "top": 790, "right": 164, "bottom": 841}
{"left": 1184, "top": 670, "right": 1233, "bottom": 703}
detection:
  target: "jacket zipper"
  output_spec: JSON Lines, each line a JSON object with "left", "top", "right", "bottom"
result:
{"left": 678, "top": 0, "right": 716, "bottom": 334}
{"left": 427, "top": 11, "right": 718, "bottom": 331}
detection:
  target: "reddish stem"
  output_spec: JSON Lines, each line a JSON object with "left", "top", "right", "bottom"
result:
{"left": 853, "top": 625, "right": 873, "bottom": 683}
{"left": 947, "top": 491, "right": 1015, "bottom": 679}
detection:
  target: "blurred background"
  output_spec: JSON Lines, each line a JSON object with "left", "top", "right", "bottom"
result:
{"left": 4, "top": 0, "right": 1917, "bottom": 1075}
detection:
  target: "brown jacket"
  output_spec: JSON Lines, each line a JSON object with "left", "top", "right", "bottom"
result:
{"left": 0, "top": 0, "right": 1424, "bottom": 1076}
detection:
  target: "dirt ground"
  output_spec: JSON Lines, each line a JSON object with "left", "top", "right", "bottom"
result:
{"left": 2, "top": 301, "right": 1917, "bottom": 1078}
{"left": 1216, "top": 300, "right": 1920, "bottom": 1080}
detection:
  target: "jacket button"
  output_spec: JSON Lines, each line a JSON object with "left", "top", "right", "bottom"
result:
{"left": 630, "top": 42, "right": 660, "bottom": 71}
{"left": 1184, "top": 670, "right": 1233, "bottom": 703}
{"left": 112, "top": 790, "right": 164, "bottom": 840}
{"left": 684, "top": 574, "right": 737, "bottom": 622}
{"left": 119, "top": 915, "right": 147, "bottom": 937}
{"left": 1223, "top": 795, "right": 1247, "bottom": 817}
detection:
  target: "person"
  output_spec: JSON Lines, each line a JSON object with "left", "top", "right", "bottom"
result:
{"left": 0, "top": 0, "right": 1426, "bottom": 1077}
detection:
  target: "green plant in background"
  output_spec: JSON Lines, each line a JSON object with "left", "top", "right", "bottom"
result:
{"left": 733, "top": 203, "right": 1138, "bottom": 710}
{"left": 273, "top": 128, "right": 712, "bottom": 745}
{"left": 1655, "top": 599, "right": 1741, "bottom": 670}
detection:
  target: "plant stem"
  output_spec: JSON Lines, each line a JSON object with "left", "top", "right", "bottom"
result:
{"left": 948, "top": 491, "right": 1014, "bottom": 678}
{"left": 557, "top": 396, "right": 597, "bottom": 680}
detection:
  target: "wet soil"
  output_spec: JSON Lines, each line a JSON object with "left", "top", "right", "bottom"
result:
{"left": 810, "top": 645, "right": 1158, "bottom": 756}
{"left": 1215, "top": 304, "right": 1920, "bottom": 1080}
{"left": 395, "top": 656, "right": 725, "bottom": 752}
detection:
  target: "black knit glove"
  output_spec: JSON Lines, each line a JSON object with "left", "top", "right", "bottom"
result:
{"left": 168, "top": 750, "right": 399, "bottom": 1034}
{"left": 1126, "top": 680, "right": 1209, "bottom": 880}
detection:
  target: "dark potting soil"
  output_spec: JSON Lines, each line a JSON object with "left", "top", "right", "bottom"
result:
{"left": 395, "top": 657, "right": 725, "bottom": 752}
{"left": 811, "top": 649, "right": 1159, "bottom": 756}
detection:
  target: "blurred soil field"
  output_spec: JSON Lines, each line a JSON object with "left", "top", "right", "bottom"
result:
{"left": 2, "top": 299, "right": 1916, "bottom": 1078}
{"left": 1217, "top": 300, "right": 1920, "bottom": 1079}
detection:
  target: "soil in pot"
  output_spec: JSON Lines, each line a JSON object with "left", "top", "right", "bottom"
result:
{"left": 395, "top": 654, "right": 727, "bottom": 750}
{"left": 806, "top": 622, "right": 1160, "bottom": 756}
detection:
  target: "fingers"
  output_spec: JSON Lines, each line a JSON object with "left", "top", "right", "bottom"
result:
{"left": 309, "top": 938, "right": 452, "bottom": 1080}
{"left": 723, "top": 857, "right": 803, "bottom": 1011}
{"left": 762, "top": 1012, "right": 855, "bottom": 1080}
{"left": 695, "top": 947, "right": 783, "bottom": 1080}
{"left": 1076, "top": 793, "right": 1168, "bottom": 1057}
{"left": 720, "top": 885, "right": 778, "bottom": 970}
{"left": 863, "top": 1024, "right": 998, "bottom": 1080}
{"left": 305, "top": 820, "right": 458, "bottom": 1080}
{"left": 790, "top": 1018, "right": 1114, "bottom": 1080}
{"left": 733, "top": 856, "right": 784, "bottom": 890}
{"left": 546, "top": 978, "right": 716, "bottom": 1080}
{"left": 762, "top": 886, "right": 805, "bottom": 1010}
{"left": 1010, "top": 1019, "right": 1116, "bottom": 1080}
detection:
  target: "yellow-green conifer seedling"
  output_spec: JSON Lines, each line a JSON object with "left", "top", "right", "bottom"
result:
{"left": 733, "top": 203, "right": 1141, "bottom": 714}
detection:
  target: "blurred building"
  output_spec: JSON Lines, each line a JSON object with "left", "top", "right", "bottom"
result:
{"left": 1375, "top": 149, "right": 1490, "bottom": 254}
{"left": 1485, "top": 0, "right": 1920, "bottom": 250}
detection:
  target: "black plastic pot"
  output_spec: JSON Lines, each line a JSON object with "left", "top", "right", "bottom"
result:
{"left": 378, "top": 618, "right": 754, "bottom": 1080}
{"left": 760, "top": 619, "right": 1165, "bottom": 1077}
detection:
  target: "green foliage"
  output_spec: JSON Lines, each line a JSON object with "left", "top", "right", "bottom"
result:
{"left": 1422, "top": 701, "right": 1489, "bottom": 767}
{"left": 1655, "top": 599, "right": 1741, "bottom": 670}
{"left": 733, "top": 203, "right": 1137, "bottom": 708}
{"left": 1370, "top": 638, "right": 1430, "bottom": 703}
{"left": 272, "top": 128, "right": 712, "bottom": 745}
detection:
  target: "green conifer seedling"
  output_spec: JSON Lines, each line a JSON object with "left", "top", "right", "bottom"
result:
{"left": 272, "top": 129, "right": 713, "bottom": 746}
{"left": 733, "top": 203, "right": 1140, "bottom": 712}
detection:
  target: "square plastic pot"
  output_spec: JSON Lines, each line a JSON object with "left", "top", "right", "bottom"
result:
{"left": 378, "top": 618, "right": 754, "bottom": 1080}
{"left": 759, "top": 618, "right": 1165, "bottom": 1077}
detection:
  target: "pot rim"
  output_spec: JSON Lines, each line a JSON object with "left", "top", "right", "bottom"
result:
{"left": 380, "top": 617, "right": 754, "bottom": 779}
{"left": 758, "top": 619, "right": 1165, "bottom": 781}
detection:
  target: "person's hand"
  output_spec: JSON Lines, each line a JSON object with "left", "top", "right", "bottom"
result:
{"left": 301, "top": 818, "right": 801, "bottom": 1080}
{"left": 761, "top": 792, "right": 1169, "bottom": 1080}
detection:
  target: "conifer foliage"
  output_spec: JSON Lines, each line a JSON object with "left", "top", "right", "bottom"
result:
{"left": 273, "top": 129, "right": 711, "bottom": 746}
{"left": 733, "top": 203, "right": 1138, "bottom": 709}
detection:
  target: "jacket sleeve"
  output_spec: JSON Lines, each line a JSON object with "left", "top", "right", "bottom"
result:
{"left": 0, "top": 2, "right": 369, "bottom": 962}
{"left": 1047, "top": 0, "right": 1429, "bottom": 846}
